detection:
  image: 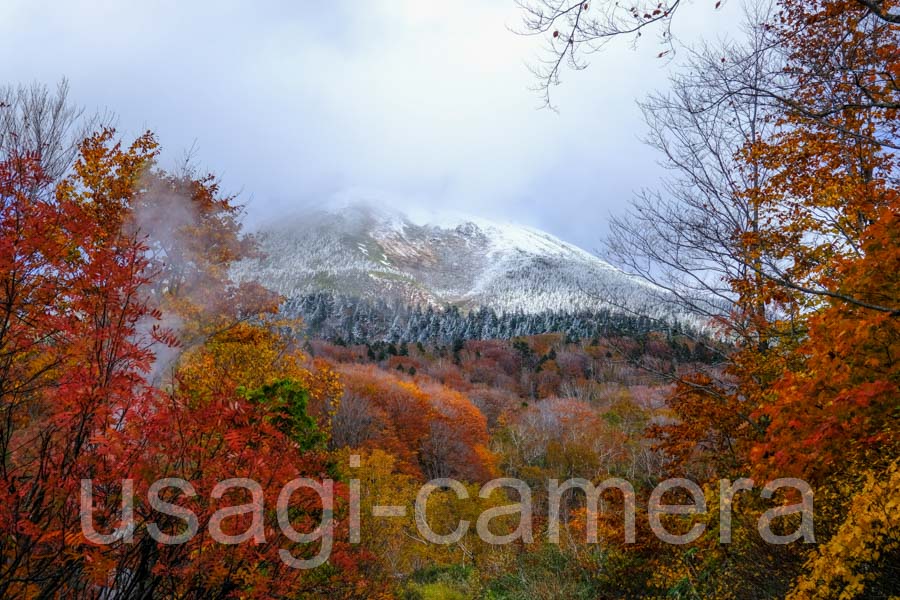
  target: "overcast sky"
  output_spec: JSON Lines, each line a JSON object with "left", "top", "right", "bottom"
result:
{"left": 0, "top": 0, "right": 742, "bottom": 250}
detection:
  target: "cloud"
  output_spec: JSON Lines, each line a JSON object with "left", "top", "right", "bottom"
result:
{"left": 0, "top": 0, "right": 744, "bottom": 250}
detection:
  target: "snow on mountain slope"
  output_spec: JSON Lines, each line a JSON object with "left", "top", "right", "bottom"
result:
{"left": 231, "top": 202, "right": 676, "bottom": 318}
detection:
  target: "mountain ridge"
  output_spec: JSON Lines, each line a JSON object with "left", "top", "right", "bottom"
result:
{"left": 232, "top": 202, "right": 675, "bottom": 319}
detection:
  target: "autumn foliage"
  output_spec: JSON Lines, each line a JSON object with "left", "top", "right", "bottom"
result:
{"left": 0, "top": 132, "right": 384, "bottom": 598}
{"left": 2, "top": 0, "right": 899, "bottom": 595}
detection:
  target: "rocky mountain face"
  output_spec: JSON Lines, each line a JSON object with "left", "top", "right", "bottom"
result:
{"left": 232, "top": 203, "right": 676, "bottom": 322}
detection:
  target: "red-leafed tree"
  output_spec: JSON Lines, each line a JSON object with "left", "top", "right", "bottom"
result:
{"left": 0, "top": 131, "right": 387, "bottom": 598}
{"left": 0, "top": 131, "right": 164, "bottom": 596}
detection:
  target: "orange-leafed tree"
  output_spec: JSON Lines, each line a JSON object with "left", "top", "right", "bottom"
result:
{"left": 334, "top": 365, "right": 495, "bottom": 482}
{"left": 736, "top": 0, "right": 900, "bottom": 484}
{"left": 134, "top": 168, "right": 280, "bottom": 345}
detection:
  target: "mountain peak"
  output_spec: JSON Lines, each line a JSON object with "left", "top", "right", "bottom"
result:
{"left": 234, "top": 203, "right": 668, "bottom": 316}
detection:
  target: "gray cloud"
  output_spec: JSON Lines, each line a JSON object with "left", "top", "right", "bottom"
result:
{"left": 0, "top": 0, "right": 742, "bottom": 250}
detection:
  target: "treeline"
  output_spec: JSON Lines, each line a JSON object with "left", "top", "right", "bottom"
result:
{"left": 330, "top": 330, "right": 719, "bottom": 368}
{"left": 284, "top": 291, "right": 699, "bottom": 345}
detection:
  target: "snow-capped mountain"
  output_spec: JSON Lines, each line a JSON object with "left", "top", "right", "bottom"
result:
{"left": 232, "top": 203, "right": 672, "bottom": 318}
